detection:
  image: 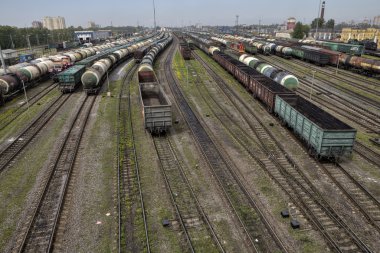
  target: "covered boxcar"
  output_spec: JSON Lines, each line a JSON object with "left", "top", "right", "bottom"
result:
{"left": 293, "top": 46, "right": 330, "bottom": 66}
{"left": 179, "top": 42, "right": 192, "bottom": 60}
{"left": 319, "top": 41, "right": 364, "bottom": 56}
{"left": 275, "top": 94, "right": 356, "bottom": 159}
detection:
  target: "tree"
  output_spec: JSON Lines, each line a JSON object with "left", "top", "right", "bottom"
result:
{"left": 326, "top": 19, "right": 335, "bottom": 29}
{"left": 302, "top": 24, "right": 310, "bottom": 37}
{"left": 311, "top": 18, "right": 325, "bottom": 29}
{"left": 292, "top": 22, "right": 309, "bottom": 39}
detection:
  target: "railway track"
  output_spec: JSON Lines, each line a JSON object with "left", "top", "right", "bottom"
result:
{"left": 0, "top": 93, "right": 71, "bottom": 174}
{"left": 259, "top": 54, "right": 380, "bottom": 108}
{"left": 117, "top": 64, "right": 150, "bottom": 252}
{"left": 153, "top": 136, "right": 224, "bottom": 253}
{"left": 193, "top": 50, "right": 377, "bottom": 252}
{"left": 296, "top": 86, "right": 380, "bottom": 164}
{"left": 167, "top": 40, "right": 288, "bottom": 253}
{"left": 322, "top": 163, "right": 380, "bottom": 229}
{"left": 255, "top": 54, "right": 380, "bottom": 134}
{"left": 270, "top": 61, "right": 380, "bottom": 163}
{"left": 325, "top": 65, "right": 380, "bottom": 88}
{"left": 294, "top": 58, "right": 380, "bottom": 97}
{"left": 300, "top": 81, "right": 380, "bottom": 130}
{"left": 15, "top": 94, "right": 96, "bottom": 252}
{"left": 296, "top": 86, "right": 379, "bottom": 133}
{"left": 288, "top": 56, "right": 380, "bottom": 89}
{"left": 0, "top": 82, "right": 58, "bottom": 131}
{"left": 354, "top": 142, "right": 380, "bottom": 167}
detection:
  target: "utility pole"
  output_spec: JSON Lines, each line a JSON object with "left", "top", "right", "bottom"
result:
{"left": 310, "top": 70, "right": 316, "bottom": 100}
{"left": 336, "top": 54, "right": 341, "bottom": 75}
{"left": 315, "top": 0, "right": 322, "bottom": 39}
{"left": 21, "top": 80, "right": 30, "bottom": 111}
{"left": 9, "top": 35, "right": 15, "bottom": 49}
{"left": 153, "top": 0, "right": 157, "bottom": 31}
{"left": 106, "top": 71, "right": 111, "bottom": 96}
{"left": 258, "top": 19, "right": 261, "bottom": 35}
{"left": 235, "top": 15, "right": 239, "bottom": 35}
{"left": 0, "top": 46, "right": 7, "bottom": 74}
{"left": 26, "top": 35, "right": 32, "bottom": 51}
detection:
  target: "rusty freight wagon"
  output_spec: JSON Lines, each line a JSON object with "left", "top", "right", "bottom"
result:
{"left": 139, "top": 82, "right": 172, "bottom": 133}
{"left": 213, "top": 51, "right": 294, "bottom": 112}
{"left": 275, "top": 94, "right": 356, "bottom": 160}
{"left": 179, "top": 42, "right": 192, "bottom": 60}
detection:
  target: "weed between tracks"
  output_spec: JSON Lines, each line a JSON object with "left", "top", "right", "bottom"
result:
{"left": 0, "top": 88, "right": 60, "bottom": 145}
{"left": 0, "top": 94, "right": 72, "bottom": 252}
{"left": 57, "top": 79, "right": 123, "bottom": 252}
{"left": 172, "top": 49, "right": 251, "bottom": 252}
{"left": 265, "top": 55, "right": 380, "bottom": 103}
{"left": 129, "top": 71, "right": 182, "bottom": 252}
{"left": 118, "top": 66, "right": 150, "bottom": 252}
{"left": 190, "top": 49, "right": 327, "bottom": 252}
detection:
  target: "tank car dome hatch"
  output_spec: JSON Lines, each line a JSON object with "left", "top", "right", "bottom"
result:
{"left": 138, "top": 64, "right": 154, "bottom": 72}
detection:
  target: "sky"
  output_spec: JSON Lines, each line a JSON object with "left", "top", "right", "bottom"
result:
{"left": 0, "top": 0, "right": 379, "bottom": 28}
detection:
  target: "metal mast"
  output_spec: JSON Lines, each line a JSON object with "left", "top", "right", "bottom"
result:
{"left": 153, "top": 0, "right": 157, "bottom": 31}
{"left": 315, "top": 0, "right": 322, "bottom": 39}
{"left": 0, "top": 46, "right": 7, "bottom": 74}
{"left": 235, "top": 15, "right": 239, "bottom": 34}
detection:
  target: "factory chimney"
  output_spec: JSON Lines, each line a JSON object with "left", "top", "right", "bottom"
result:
{"left": 320, "top": 1, "right": 326, "bottom": 20}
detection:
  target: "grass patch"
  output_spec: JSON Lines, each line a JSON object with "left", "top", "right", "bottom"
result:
{"left": 192, "top": 49, "right": 328, "bottom": 252}
{"left": 83, "top": 64, "right": 136, "bottom": 252}
{"left": 130, "top": 71, "right": 183, "bottom": 253}
{"left": 0, "top": 101, "right": 71, "bottom": 251}
{"left": 362, "top": 54, "right": 380, "bottom": 60}
{"left": 0, "top": 88, "right": 61, "bottom": 144}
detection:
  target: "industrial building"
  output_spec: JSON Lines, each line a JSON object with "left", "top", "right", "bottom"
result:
{"left": 43, "top": 16, "right": 66, "bottom": 30}
{"left": 32, "top": 21, "right": 43, "bottom": 28}
{"left": 340, "top": 27, "right": 380, "bottom": 48}
{"left": 286, "top": 17, "right": 296, "bottom": 31}
{"left": 373, "top": 15, "right": 380, "bottom": 26}
{"left": 275, "top": 31, "right": 292, "bottom": 39}
{"left": 74, "top": 30, "right": 112, "bottom": 42}
{"left": 87, "top": 21, "right": 100, "bottom": 29}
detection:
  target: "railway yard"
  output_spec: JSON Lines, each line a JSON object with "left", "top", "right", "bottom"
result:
{"left": 0, "top": 27, "right": 379, "bottom": 253}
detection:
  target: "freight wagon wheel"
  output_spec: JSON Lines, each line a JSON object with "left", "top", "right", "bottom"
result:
{"left": 308, "top": 147, "right": 315, "bottom": 157}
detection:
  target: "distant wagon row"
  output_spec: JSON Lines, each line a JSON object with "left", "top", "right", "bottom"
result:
{"left": 57, "top": 33, "right": 161, "bottom": 93}
{"left": 188, "top": 32, "right": 356, "bottom": 161}
{"left": 0, "top": 37, "right": 139, "bottom": 105}
{"left": 138, "top": 34, "right": 173, "bottom": 134}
